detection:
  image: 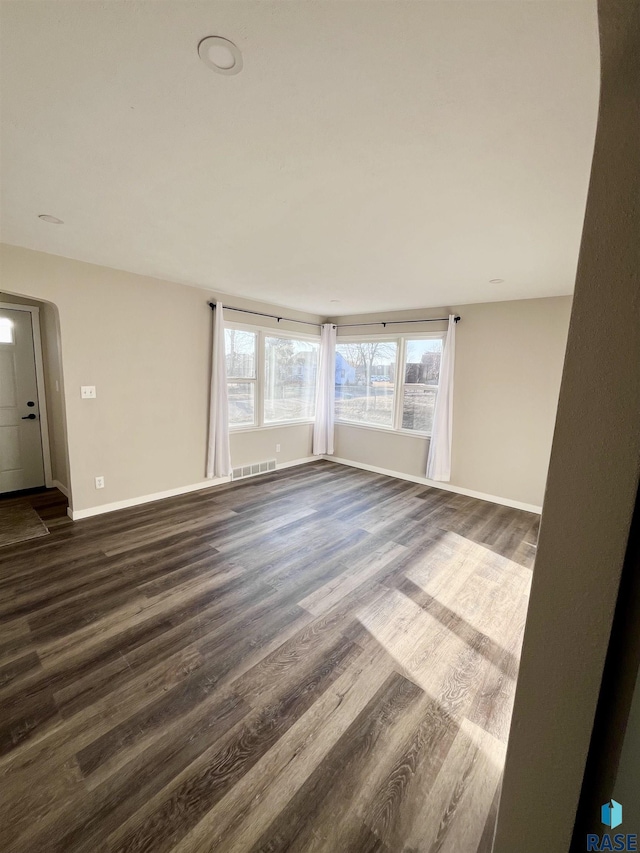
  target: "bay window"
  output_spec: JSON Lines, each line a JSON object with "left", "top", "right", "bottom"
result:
{"left": 223, "top": 323, "right": 443, "bottom": 436}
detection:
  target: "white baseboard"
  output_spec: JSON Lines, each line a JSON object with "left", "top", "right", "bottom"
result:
{"left": 277, "top": 455, "right": 317, "bottom": 470}
{"left": 324, "top": 455, "right": 542, "bottom": 514}
{"left": 67, "top": 456, "right": 318, "bottom": 521}
{"left": 66, "top": 454, "right": 537, "bottom": 521}
{"left": 52, "top": 479, "right": 70, "bottom": 498}
{"left": 67, "top": 476, "right": 231, "bottom": 520}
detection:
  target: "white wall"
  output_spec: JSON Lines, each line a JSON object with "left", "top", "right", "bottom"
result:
{"left": 232, "top": 423, "right": 314, "bottom": 469}
{"left": 332, "top": 296, "right": 572, "bottom": 509}
{"left": 1, "top": 243, "right": 571, "bottom": 514}
{"left": 0, "top": 243, "right": 321, "bottom": 512}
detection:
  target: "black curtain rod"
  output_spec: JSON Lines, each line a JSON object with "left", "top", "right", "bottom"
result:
{"left": 208, "top": 302, "right": 460, "bottom": 328}
{"left": 338, "top": 316, "right": 460, "bottom": 328}
{"left": 208, "top": 303, "right": 320, "bottom": 327}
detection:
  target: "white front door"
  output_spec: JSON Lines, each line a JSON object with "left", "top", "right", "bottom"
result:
{"left": 0, "top": 307, "right": 46, "bottom": 493}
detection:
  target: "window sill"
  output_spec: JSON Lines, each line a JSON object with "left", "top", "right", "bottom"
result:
{"left": 398, "top": 427, "right": 432, "bottom": 439}
{"left": 335, "top": 420, "right": 431, "bottom": 439}
{"left": 230, "top": 420, "right": 315, "bottom": 434}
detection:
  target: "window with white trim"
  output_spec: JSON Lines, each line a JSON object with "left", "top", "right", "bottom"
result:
{"left": 401, "top": 338, "right": 443, "bottom": 434}
{"left": 335, "top": 340, "right": 398, "bottom": 428}
{"left": 225, "top": 328, "right": 257, "bottom": 426}
{"left": 264, "top": 336, "right": 319, "bottom": 423}
{"left": 224, "top": 324, "right": 320, "bottom": 429}
{"left": 334, "top": 334, "right": 444, "bottom": 435}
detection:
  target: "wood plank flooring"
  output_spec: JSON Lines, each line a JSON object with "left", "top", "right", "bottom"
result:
{"left": 0, "top": 461, "right": 538, "bottom": 853}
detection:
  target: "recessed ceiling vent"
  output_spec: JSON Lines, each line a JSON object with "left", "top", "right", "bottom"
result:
{"left": 231, "top": 459, "right": 277, "bottom": 481}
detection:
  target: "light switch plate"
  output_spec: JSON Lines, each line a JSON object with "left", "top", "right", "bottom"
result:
{"left": 81, "top": 386, "right": 96, "bottom": 399}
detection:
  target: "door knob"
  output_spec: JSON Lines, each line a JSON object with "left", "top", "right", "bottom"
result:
{"left": 22, "top": 414, "right": 37, "bottom": 420}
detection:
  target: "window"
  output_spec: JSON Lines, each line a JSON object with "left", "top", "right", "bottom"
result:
{"left": 0, "top": 317, "right": 14, "bottom": 344}
{"left": 401, "top": 338, "right": 442, "bottom": 434}
{"left": 223, "top": 324, "right": 441, "bottom": 434}
{"left": 224, "top": 325, "right": 320, "bottom": 429}
{"left": 335, "top": 341, "right": 398, "bottom": 427}
{"left": 264, "top": 336, "right": 319, "bottom": 423}
{"left": 225, "top": 328, "right": 257, "bottom": 426}
{"left": 335, "top": 334, "right": 443, "bottom": 435}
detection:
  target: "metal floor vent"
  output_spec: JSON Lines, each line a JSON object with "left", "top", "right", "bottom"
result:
{"left": 231, "top": 459, "right": 277, "bottom": 481}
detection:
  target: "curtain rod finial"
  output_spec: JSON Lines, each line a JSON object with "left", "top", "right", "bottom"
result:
{"left": 454, "top": 315, "right": 461, "bottom": 323}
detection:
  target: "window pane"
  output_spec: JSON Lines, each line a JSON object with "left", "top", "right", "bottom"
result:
{"left": 335, "top": 341, "right": 397, "bottom": 427}
{"left": 264, "top": 336, "right": 319, "bottom": 422}
{"left": 0, "top": 317, "right": 14, "bottom": 344}
{"left": 402, "top": 338, "right": 443, "bottom": 433}
{"left": 228, "top": 382, "right": 255, "bottom": 425}
{"left": 225, "top": 329, "right": 256, "bottom": 379}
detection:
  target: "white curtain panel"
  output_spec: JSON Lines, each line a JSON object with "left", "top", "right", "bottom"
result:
{"left": 313, "top": 323, "right": 337, "bottom": 456}
{"left": 426, "top": 314, "right": 457, "bottom": 481}
{"left": 206, "top": 302, "right": 231, "bottom": 478}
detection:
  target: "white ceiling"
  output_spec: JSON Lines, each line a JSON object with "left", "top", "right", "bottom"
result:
{"left": 0, "top": 1, "right": 600, "bottom": 316}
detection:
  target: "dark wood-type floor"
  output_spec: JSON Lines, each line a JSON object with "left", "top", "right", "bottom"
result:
{"left": 0, "top": 461, "right": 538, "bottom": 853}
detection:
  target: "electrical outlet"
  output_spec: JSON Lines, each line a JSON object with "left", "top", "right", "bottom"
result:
{"left": 95, "top": 476, "right": 105, "bottom": 489}
{"left": 81, "top": 385, "right": 97, "bottom": 399}
{"left": 276, "top": 444, "right": 281, "bottom": 453}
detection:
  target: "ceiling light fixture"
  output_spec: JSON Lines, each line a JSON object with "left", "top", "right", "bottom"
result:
{"left": 489, "top": 278, "right": 505, "bottom": 284}
{"left": 38, "top": 214, "right": 64, "bottom": 224}
{"left": 198, "top": 36, "right": 242, "bottom": 75}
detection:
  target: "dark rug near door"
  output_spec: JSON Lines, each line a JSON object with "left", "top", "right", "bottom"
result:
{"left": 0, "top": 499, "right": 49, "bottom": 547}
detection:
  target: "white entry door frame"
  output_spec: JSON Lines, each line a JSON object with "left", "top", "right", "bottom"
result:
{"left": 0, "top": 301, "right": 53, "bottom": 489}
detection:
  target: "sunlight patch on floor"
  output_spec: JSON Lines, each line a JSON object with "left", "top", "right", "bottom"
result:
{"left": 354, "top": 532, "right": 531, "bottom": 733}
